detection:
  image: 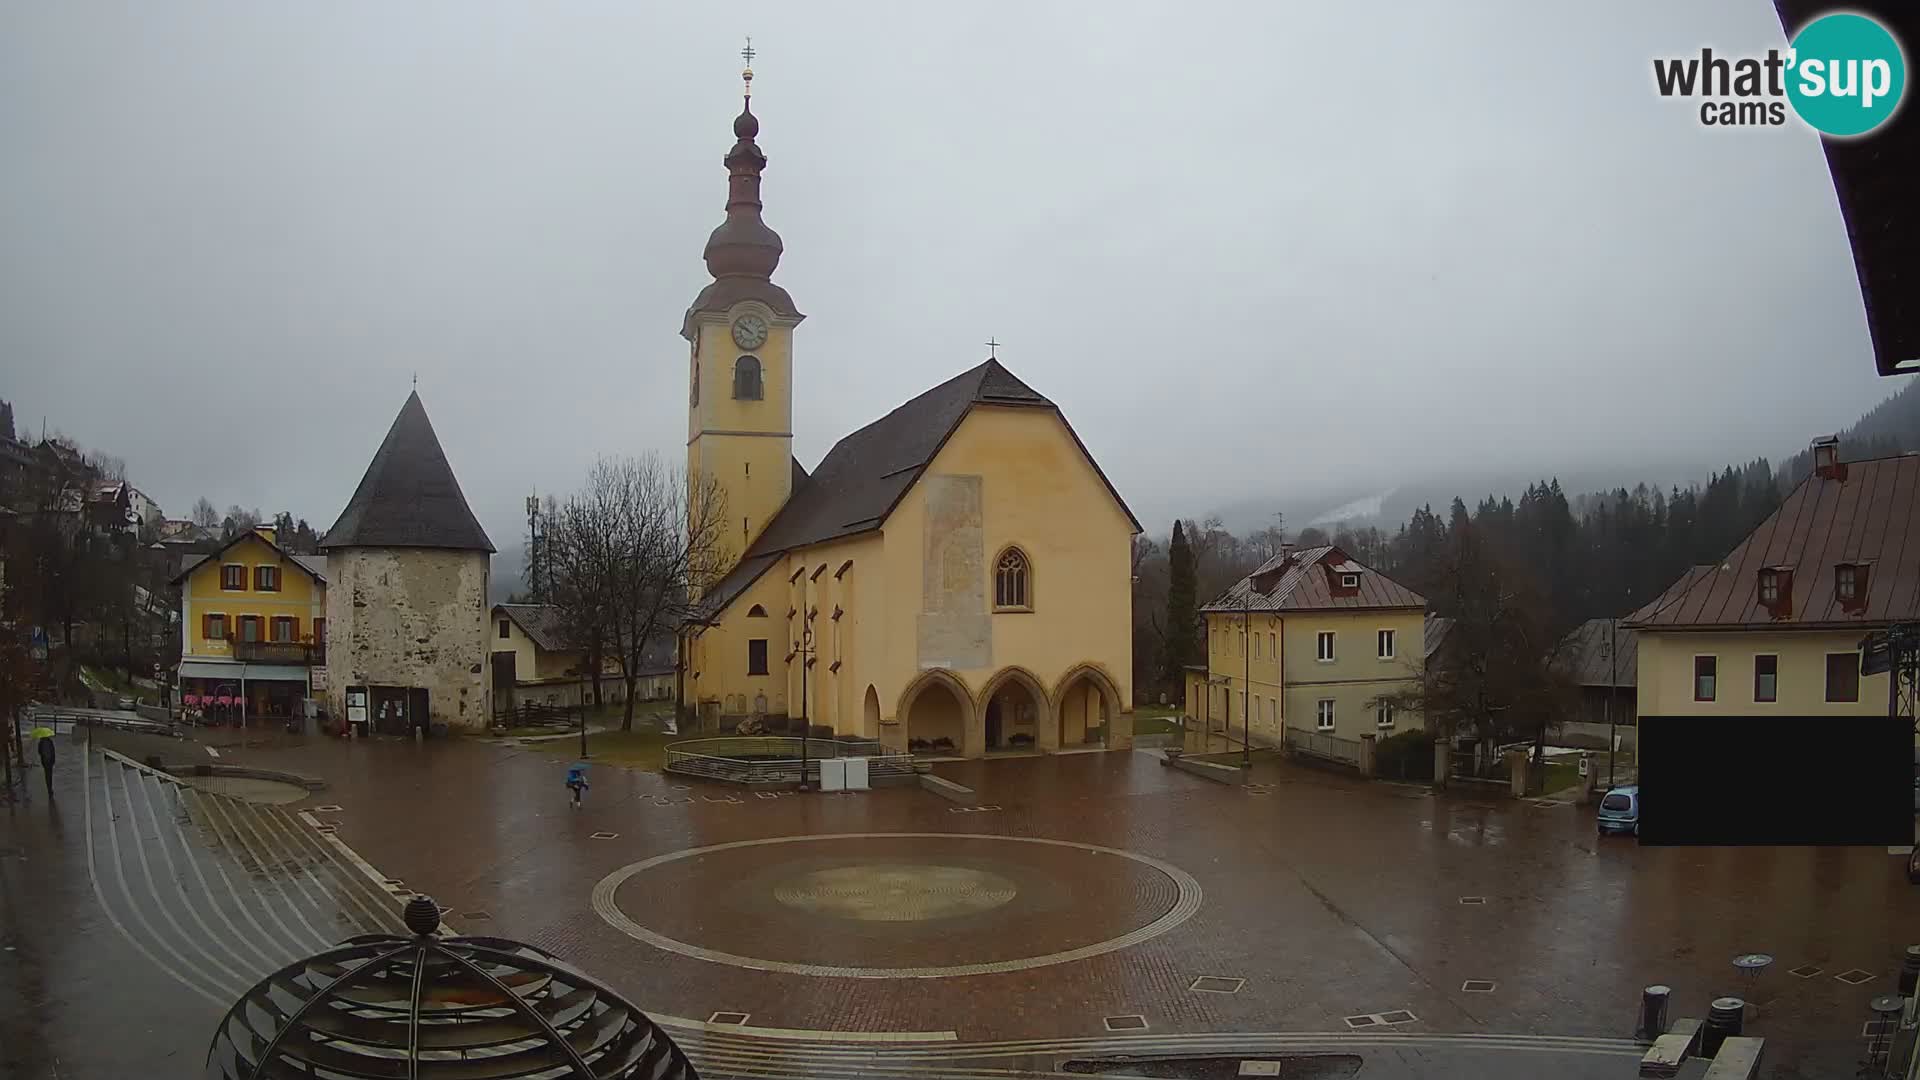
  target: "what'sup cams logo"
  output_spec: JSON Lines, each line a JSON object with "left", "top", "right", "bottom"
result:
{"left": 1654, "top": 11, "right": 1906, "bottom": 136}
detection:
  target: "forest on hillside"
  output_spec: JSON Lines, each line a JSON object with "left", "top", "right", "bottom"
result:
{"left": 1132, "top": 377, "right": 1920, "bottom": 701}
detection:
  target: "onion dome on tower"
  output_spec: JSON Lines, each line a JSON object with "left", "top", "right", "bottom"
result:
{"left": 684, "top": 40, "right": 803, "bottom": 337}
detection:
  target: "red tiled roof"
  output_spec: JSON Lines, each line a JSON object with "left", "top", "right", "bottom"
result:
{"left": 1624, "top": 454, "right": 1920, "bottom": 630}
{"left": 1201, "top": 546, "right": 1425, "bottom": 613}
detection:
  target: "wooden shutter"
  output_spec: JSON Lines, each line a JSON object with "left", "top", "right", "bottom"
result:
{"left": 202, "top": 612, "right": 211, "bottom": 640}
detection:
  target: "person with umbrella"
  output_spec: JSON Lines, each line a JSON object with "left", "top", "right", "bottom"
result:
{"left": 32, "top": 724, "right": 56, "bottom": 798}
{"left": 565, "top": 761, "right": 590, "bottom": 808}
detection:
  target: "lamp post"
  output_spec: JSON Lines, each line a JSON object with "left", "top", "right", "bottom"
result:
{"left": 795, "top": 573, "right": 816, "bottom": 790}
{"left": 1241, "top": 591, "right": 1252, "bottom": 771}
{"left": 1605, "top": 616, "right": 1617, "bottom": 787}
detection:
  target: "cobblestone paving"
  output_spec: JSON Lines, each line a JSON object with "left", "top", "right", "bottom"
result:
{"left": 4, "top": 727, "right": 1916, "bottom": 1079}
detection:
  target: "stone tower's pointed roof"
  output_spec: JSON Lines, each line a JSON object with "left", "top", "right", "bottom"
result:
{"left": 321, "top": 391, "right": 495, "bottom": 552}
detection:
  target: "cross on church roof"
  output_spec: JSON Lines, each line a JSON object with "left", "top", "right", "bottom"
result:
{"left": 741, "top": 36, "right": 755, "bottom": 97}
{"left": 985, "top": 337, "right": 1002, "bottom": 359}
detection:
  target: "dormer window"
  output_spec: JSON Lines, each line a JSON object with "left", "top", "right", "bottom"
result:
{"left": 1340, "top": 573, "right": 1360, "bottom": 589}
{"left": 1836, "top": 562, "right": 1868, "bottom": 604}
{"left": 1757, "top": 566, "right": 1793, "bottom": 617}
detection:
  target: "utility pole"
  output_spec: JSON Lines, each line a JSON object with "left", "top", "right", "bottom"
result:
{"left": 1242, "top": 591, "right": 1252, "bottom": 770}
{"left": 1606, "top": 616, "right": 1617, "bottom": 787}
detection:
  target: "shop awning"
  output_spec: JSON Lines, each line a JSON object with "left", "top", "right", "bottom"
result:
{"left": 178, "top": 660, "right": 310, "bottom": 682}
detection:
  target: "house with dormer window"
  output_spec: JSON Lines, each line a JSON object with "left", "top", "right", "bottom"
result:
{"left": 1185, "top": 546, "right": 1427, "bottom": 755}
{"left": 1624, "top": 436, "right": 1911, "bottom": 728}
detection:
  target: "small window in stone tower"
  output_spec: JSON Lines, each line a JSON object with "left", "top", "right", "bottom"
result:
{"left": 994, "top": 547, "right": 1031, "bottom": 611}
{"left": 733, "top": 355, "right": 763, "bottom": 400}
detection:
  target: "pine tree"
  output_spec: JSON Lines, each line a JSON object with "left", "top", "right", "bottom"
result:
{"left": 1163, "top": 521, "right": 1198, "bottom": 686}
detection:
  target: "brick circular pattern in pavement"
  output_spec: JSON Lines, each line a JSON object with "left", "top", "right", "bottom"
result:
{"left": 772, "top": 863, "right": 1019, "bottom": 921}
{"left": 591, "top": 832, "right": 1204, "bottom": 978}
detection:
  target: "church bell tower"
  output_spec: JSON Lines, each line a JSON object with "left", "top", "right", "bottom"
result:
{"left": 684, "top": 41, "right": 804, "bottom": 562}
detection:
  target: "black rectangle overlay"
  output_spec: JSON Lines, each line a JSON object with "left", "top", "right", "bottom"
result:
{"left": 1638, "top": 715, "right": 1912, "bottom": 845}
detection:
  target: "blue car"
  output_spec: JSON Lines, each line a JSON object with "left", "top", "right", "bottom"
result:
{"left": 1597, "top": 785, "right": 1639, "bottom": 836}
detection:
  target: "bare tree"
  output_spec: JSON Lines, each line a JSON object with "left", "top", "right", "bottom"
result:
{"left": 547, "top": 455, "right": 729, "bottom": 731}
{"left": 190, "top": 497, "right": 220, "bottom": 529}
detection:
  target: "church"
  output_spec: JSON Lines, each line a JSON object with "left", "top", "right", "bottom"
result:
{"left": 678, "top": 63, "right": 1139, "bottom": 758}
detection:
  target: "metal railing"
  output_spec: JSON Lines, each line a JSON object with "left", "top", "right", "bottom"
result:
{"left": 663, "top": 736, "right": 912, "bottom": 786}
{"left": 1284, "top": 727, "right": 1362, "bottom": 768}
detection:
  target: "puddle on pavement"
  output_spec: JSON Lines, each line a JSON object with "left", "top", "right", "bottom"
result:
{"left": 176, "top": 774, "right": 310, "bottom": 804}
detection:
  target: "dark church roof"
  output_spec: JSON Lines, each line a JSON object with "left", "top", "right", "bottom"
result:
{"left": 321, "top": 391, "right": 495, "bottom": 553}
{"left": 695, "top": 358, "right": 1139, "bottom": 617}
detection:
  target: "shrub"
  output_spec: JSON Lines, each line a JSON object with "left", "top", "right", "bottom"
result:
{"left": 1375, "top": 729, "right": 1435, "bottom": 781}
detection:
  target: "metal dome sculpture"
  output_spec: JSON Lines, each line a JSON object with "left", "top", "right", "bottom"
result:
{"left": 207, "top": 896, "right": 698, "bottom": 1079}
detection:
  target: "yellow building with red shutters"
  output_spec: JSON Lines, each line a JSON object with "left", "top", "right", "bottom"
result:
{"left": 172, "top": 526, "right": 328, "bottom": 720}
{"left": 676, "top": 77, "right": 1139, "bottom": 756}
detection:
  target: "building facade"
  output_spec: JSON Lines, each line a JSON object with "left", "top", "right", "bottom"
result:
{"left": 491, "top": 603, "right": 674, "bottom": 713}
{"left": 322, "top": 392, "right": 494, "bottom": 734}
{"left": 1187, "top": 546, "right": 1427, "bottom": 752}
{"left": 677, "top": 80, "right": 1139, "bottom": 757}
{"left": 172, "top": 526, "right": 327, "bottom": 720}
{"left": 1624, "top": 439, "right": 1907, "bottom": 729}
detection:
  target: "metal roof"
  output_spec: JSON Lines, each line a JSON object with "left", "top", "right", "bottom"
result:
{"left": 1424, "top": 615, "right": 1455, "bottom": 660}
{"left": 170, "top": 532, "right": 329, "bottom": 585}
{"left": 1201, "top": 545, "right": 1426, "bottom": 614}
{"left": 495, "top": 603, "right": 676, "bottom": 674}
{"left": 1556, "top": 617, "right": 1638, "bottom": 688}
{"left": 321, "top": 391, "right": 495, "bottom": 552}
{"left": 1625, "top": 453, "right": 1920, "bottom": 630}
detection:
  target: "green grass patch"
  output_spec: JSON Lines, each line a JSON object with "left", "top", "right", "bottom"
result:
{"left": 526, "top": 729, "right": 679, "bottom": 772}
{"left": 1132, "top": 706, "right": 1185, "bottom": 737}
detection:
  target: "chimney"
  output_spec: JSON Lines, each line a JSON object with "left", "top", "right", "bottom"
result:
{"left": 254, "top": 525, "right": 277, "bottom": 545}
{"left": 1811, "top": 435, "right": 1845, "bottom": 481}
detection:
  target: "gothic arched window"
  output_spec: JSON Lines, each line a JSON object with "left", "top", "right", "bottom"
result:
{"left": 994, "top": 546, "right": 1032, "bottom": 611}
{"left": 733, "top": 355, "right": 763, "bottom": 400}
{"left": 746, "top": 604, "right": 767, "bottom": 618}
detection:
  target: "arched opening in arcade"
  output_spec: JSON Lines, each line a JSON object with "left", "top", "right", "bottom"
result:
{"left": 981, "top": 669, "right": 1048, "bottom": 752}
{"left": 901, "top": 674, "right": 968, "bottom": 756}
{"left": 1056, "top": 665, "right": 1120, "bottom": 749}
{"left": 862, "top": 684, "right": 881, "bottom": 738}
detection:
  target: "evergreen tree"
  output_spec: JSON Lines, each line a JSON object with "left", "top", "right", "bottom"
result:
{"left": 1163, "top": 521, "right": 1198, "bottom": 686}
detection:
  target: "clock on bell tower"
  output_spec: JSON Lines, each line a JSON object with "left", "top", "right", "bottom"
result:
{"left": 682, "top": 54, "right": 804, "bottom": 564}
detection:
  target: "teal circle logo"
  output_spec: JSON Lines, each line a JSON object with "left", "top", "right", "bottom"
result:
{"left": 1786, "top": 13, "right": 1906, "bottom": 137}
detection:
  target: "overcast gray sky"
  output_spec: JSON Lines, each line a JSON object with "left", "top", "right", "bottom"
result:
{"left": 0, "top": 1, "right": 1894, "bottom": 548}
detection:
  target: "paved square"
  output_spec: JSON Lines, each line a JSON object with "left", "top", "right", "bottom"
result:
{"left": 8, "top": 728, "right": 1916, "bottom": 1080}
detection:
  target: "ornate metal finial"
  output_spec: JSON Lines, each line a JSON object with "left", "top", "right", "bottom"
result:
{"left": 402, "top": 895, "right": 442, "bottom": 937}
{"left": 741, "top": 36, "right": 755, "bottom": 97}
{"left": 985, "top": 337, "right": 1002, "bottom": 360}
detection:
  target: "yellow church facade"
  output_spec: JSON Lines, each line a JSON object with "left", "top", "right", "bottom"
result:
{"left": 676, "top": 77, "right": 1138, "bottom": 757}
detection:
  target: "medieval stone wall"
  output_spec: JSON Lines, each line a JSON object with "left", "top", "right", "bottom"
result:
{"left": 324, "top": 547, "right": 490, "bottom": 731}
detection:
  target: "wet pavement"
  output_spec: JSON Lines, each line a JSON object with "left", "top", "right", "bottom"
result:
{"left": 2, "top": 727, "right": 1916, "bottom": 1079}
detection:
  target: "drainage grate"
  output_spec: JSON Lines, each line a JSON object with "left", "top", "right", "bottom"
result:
{"left": 1189, "top": 976, "right": 1245, "bottom": 994}
{"left": 316, "top": 824, "right": 337, "bottom": 834}
{"left": 1461, "top": 980, "right": 1497, "bottom": 993}
{"left": 590, "top": 831, "right": 619, "bottom": 840}
{"left": 459, "top": 911, "right": 491, "bottom": 921}
{"left": 1836, "top": 968, "right": 1875, "bottom": 986}
{"left": 1458, "top": 896, "right": 1487, "bottom": 905}
{"left": 1378, "top": 1010, "right": 1417, "bottom": 1025}
{"left": 947, "top": 804, "right": 1003, "bottom": 814}
{"left": 1103, "top": 1015, "right": 1148, "bottom": 1032}
{"left": 1342, "top": 1015, "right": 1380, "bottom": 1030}
{"left": 1238, "top": 1063, "right": 1283, "bottom": 1077}
{"left": 755, "top": 792, "right": 780, "bottom": 800}
{"left": 708, "top": 1011, "right": 750, "bottom": 1025}
{"left": 1864, "top": 1019, "right": 1899, "bottom": 1038}
{"left": 313, "top": 804, "right": 344, "bottom": 812}
{"left": 1789, "top": 964, "right": 1825, "bottom": 979}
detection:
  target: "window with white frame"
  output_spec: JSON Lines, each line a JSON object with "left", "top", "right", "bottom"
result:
{"left": 1316, "top": 698, "right": 1336, "bottom": 730}
{"left": 1316, "top": 630, "right": 1335, "bottom": 661}
{"left": 1376, "top": 701, "right": 1394, "bottom": 728}
{"left": 1377, "top": 628, "right": 1395, "bottom": 659}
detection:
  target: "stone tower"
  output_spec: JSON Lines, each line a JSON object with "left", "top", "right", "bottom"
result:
{"left": 320, "top": 391, "right": 495, "bottom": 732}
{"left": 683, "top": 58, "right": 805, "bottom": 560}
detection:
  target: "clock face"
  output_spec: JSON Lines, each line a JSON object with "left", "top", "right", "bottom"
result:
{"left": 731, "top": 314, "right": 769, "bottom": 350}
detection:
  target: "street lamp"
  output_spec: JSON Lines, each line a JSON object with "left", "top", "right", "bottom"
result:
{"left": 1241, "top": 590, "right": 1252, "bottom": 771}
{"left": 794, "top": 573, "right": 817, "bottom": 790}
